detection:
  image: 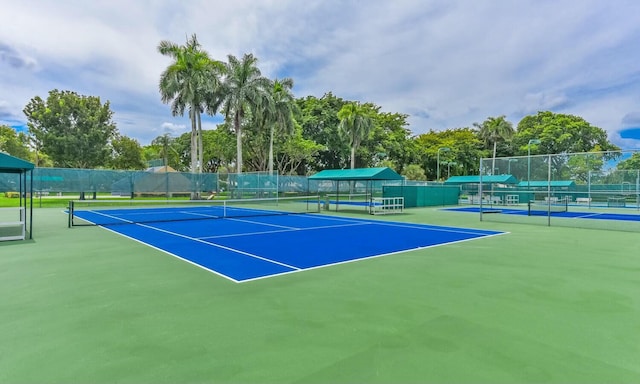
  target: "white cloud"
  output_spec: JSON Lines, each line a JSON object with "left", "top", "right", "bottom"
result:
{"left": 160, "top": 122, "right": 187, "bottom": 135}
{"left": 1, "top": 0, "right": 639, "bottom": 148}
{"left": 519, "top": 92, "right": 570, "bottom": 115}
{"left": 622, "top": 112, "right": 640, "bottom": 127}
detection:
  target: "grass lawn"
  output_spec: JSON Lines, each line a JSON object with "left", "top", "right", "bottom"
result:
{"left": 1, "top": 206, "right": 639, "bottom": 383}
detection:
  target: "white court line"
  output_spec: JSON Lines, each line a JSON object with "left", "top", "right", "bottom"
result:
{"left": 100, "top": 225, "right": 243, "bottom": 283}
{"left": 365, "top": 221, "right": 496, "bottom": 236}
{"left": 239, "top": 231, "right": 509, "bottom": 283}
{"left": 571, "top": 212, "right": 604, "bottom": 219}
{"left": 299, "top": 213, "right": 496, "bottom": 234}
{"left": 87, "top": 210, "right": 135, "bottom": 224}
{"left": 198, "top": 222, "right": 371, "bottom": 240}
{"left": 70, "top": 212, "right": 242, "bottom": 283}
{"left": 102, "top": 208, "right": 203, "bottom": 217}
{"left": 133, "top": 222, "right": 301, "bottom": 271}
{"left": 181, "top": 210, "right": 222, "bottom": 219}
{"left": 226, "top": 217, "right": 299, "bottom": 230}
{"left": 301, "top": 214, "right": 497, "bottom": 236}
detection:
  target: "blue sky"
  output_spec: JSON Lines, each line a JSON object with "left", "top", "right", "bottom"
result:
{"left": 1, "top": 0, "right": 640, "bottom": 148}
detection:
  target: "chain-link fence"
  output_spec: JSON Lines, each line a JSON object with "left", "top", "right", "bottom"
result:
{"left": 478, "top": 150, "right": 640, "bottom": 232}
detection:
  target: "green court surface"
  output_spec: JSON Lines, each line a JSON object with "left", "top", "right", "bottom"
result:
{"left": 1, "top": 207, "right": 639, "bottom": 383}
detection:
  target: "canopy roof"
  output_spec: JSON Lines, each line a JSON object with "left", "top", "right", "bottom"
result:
{"left": 0, "top": 152, "right": 34, "bottom": 173}
{"left": 0, "top": 152, "right": 34, "bottom": 240}
{"left": 308, "top": 167, "right": 403, "bottom": 181}
{"left": 517, "top": 180, "right": 576, "bottom": 188}
{"left": 444, "top": 175, "right": 518, "bottom": 185}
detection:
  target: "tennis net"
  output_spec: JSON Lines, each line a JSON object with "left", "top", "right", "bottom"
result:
{"left": 68, "top": 195, "right": 321, "bottom": 227}
{"left": 527, "top": 200, "right": 568, "bottom": 216}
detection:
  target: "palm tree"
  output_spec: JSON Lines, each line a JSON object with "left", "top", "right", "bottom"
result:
{"left": 475, "top": 115, "right": 514, "bottom": 175}
{"left": 337, "top": 102, "right": 373, "bottom": 169}
{"left": 258, "top": 78, "right": 297, "bottom": 175}
{"left": 215, "top": 53, "right": 271, "bottom": 174}
{"left": 151, "top": 133, "right": 180, "bottom": 169}
{"left": 157, "top": 34, "right": 223, "bottom": 175}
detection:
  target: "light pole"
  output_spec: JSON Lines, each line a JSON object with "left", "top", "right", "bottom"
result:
{"left": 437, "top": 147, "right": 450, "bottom": 181}
{"left": 527, "top": 139, "right": 541, "bottom": 188}
{"left": 508, "top": 158, "right": 518, "bottom": 175}
{"left": 446, "top": 161, "right": 457, "bottom": 178}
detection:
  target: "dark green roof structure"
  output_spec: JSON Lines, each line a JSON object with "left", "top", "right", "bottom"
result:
{"left": 0, "top": 152, "right": 34, "bottom": 173}
{"left": 444, "top": 175, "right": 519, "bottom": 185}
{"left": 308, "top": 167, "right": 403, "bottom": 181}
{"left": 308, "top": 167, "right": 403, "bottom": 213}
{"left": 0, "top": 152, "right": 34, "bottom": 239}
{"left": 517, "top": 180, "right": 576, "bottom": 188}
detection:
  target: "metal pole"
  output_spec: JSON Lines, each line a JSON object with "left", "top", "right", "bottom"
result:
{"left": 437, "top": 151, "right": 441, "bottom": 182}
{"left": 479, "top": 158, "right": 484, "bottom": 222}
{"left": 436, "top": 147, "right": 450, "bottom": 182}
{"left": 588, "top": 170, "right": 592, "bottom": 209}
{"left": 527, "top": 139, "right": 541, "bottom": 201}
{"left": 547, "top": 154, "right": 552, "bottom": 226}
{"left": 527, "top": 147, "right": 531, "bottom": 190}
{"left": 29, "top": 169, "right": 33, "bottom": 239}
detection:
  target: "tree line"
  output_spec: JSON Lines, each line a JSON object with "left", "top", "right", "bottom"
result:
{"left": 3, "top": 34, "right": 635, "bottom": 180}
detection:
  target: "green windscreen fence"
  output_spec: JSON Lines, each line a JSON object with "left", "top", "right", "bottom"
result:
{"left": 223, "top": 172, "right": 278, "bottom": 198}
{"left": 383, "top": 185, "right": 459, "bottom": 207}
{"left": 1, "top": 168, "right": 218, "bottom": 198}
{"left": 0, "top": 168, "right": 470, "bottom": 212}
{"left": 2, "top": 169, "right": 398, "bottom": 198}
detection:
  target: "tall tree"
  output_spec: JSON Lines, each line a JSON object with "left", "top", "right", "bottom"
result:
{"left": 149, "top": 133, "right": 182, "bottom": 169}
{"left": 359, "top": 111, "right": 415, "bottom": 171}
{"left": 415, "top": 128, "right": 485, "bottom": 178}
{"left": 0, "top": 125, "right": 30, "bottom": 159}
{"left": 337, "top": 102, "right": 373, "bottom": 169}
{"left": 23, "top": 89, "right": 117, "bottom": 168}
{"left": 275, "top": 124, "right": 324, "bottom": 175}
{"left": 201, "top": 126, "right": 236, "bottom": 173}
{"left": 617, "top": 152, "right": 640, "bottom": 171}
{"left": 109, "top": 135, "right": 146, "bottom": 170}
{"left": 296, "top": 93, "right": 349, "bottom": 170}
{"left": 402, "top": 164, "right": 427, "bottom": 181}
{"left": 515, "top": 111, "right": 619, "bottom": 154}
{"left": 515, "top": 111, "right": 620, "bottom": 173}
{"left": 475, "top": 115, "right": 514, "bottom": 175}
{"left": 157, "top": 34, "right": 224, "bottom": 174}
{"left": 265, "top": 78, "right": 296, "bottom": 174}
{"left": 216, "top": 53, "right": 271, "bottom": 174}
{"left": 249, "top": 78, "right": 298, "bottom": 173}
{"left": 565, "top": 151, "right": 606, "bottom": 183}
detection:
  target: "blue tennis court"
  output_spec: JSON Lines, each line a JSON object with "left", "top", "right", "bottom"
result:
{"left": 445, "top": 206, "right": 640, "bottom": 221}
{"left": 72, "top": 204, "right": 505, "bottom": 283}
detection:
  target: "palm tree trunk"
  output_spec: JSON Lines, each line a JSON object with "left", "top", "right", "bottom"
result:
{"left": 350, "top": 146, "right": 356, "bottom": 169}
{"left": 189, "top": 109, "right": 198, "bottom": 199}
{"left": 491, "top": 140, "right": 497, "bottom": 175}
{"left": 190, "top": 109, "right": 197, "bottom": 174}
{"left": 268, "top": 125, "right": 274, "bottom": 175}
{"left": 235, "top": 112, "right": 242, "bottom": 174}
{"left": 195, "top": 111, "right": 204, "bottom": 199}
{"left": 197, "top": 111, "right": 203, "bottom": 174}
